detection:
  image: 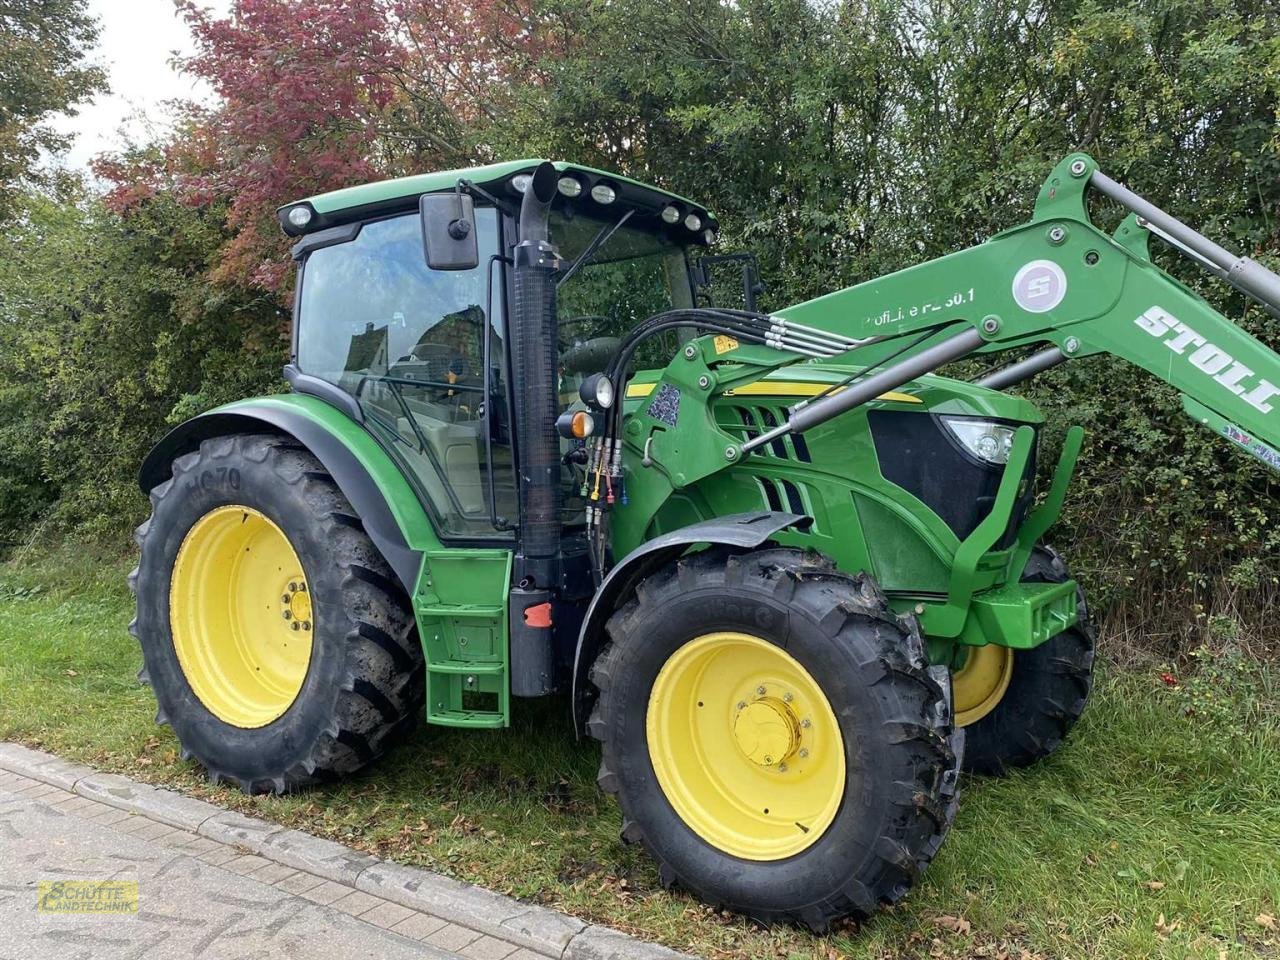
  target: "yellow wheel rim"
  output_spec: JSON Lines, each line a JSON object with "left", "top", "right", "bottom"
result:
{"left": 646, "top": 632, "right": 846, "bottom": 861}
{"left": 952, "top": 644, "right": 1014, "bottom": 727}
{"left": 170, "top": 505, "right": 314, "bottom": 728}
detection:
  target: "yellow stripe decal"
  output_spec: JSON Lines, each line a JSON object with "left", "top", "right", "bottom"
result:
{"left": 624, "top": 381, "right": 923, "bottom": 404}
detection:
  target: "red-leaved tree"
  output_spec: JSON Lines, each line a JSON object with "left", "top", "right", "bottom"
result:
{"left": 99, "top": 0, "right": 550, "bottom": 294}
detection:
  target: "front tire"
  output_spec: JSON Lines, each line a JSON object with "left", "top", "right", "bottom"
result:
{"left": 130, "top": 433, "right": 424, "bottom": 793}
{"left": 960, "top": 545, "right": 1096, "bottom": 775}
{"left": 589, "top": 548, "right": 960, "bottom": 930}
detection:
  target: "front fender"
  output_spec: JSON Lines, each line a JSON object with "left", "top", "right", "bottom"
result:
{"left": 139, "top": 394, "right": 438, "bottom": 594}
{"left": 570, "top": 511, "right": 809, "bottom": 735}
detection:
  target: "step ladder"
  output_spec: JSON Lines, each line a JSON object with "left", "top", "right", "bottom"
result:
{"left": 413, "top": 548, "right": 512, "bottom": 728}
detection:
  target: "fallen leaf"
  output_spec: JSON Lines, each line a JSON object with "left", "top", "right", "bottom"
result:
{"left": 1143, "top": 881, "right": 1165, "bottom": 891}
{"left": 65, "top": 669, "right": 78, "bottom": 677}
{"left": 1256, "top": 913, "right": 1278, "bottom": 931}
{"left": 1155, "top": 913, "right": 1179, "bottom": 938}
{"left": 933, "top": 915, "right": 972, "bottom": 935}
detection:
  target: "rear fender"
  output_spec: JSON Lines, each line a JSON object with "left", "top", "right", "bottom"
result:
{"left": 139, "top": 394, "right": 437, "bottom": 594}
{"left": 570, "top": 511, "right": 809, "bottom": 735}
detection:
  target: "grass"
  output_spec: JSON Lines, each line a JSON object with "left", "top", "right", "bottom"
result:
{"left": 1, "top": 543, "right": 1278, "bottom": 959}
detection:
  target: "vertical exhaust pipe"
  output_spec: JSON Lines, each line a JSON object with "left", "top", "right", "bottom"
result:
{"left": 509, "top": 162, "right": 561, "bottom": 696}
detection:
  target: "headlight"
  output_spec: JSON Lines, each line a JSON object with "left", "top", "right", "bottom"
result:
{"left": 661, "top": 205, "right": 681, "bottom": 224}
{"left": 684, "top": 212, "right": 702, "bottom": 231}
{"left": 579, "top": 372, "right": 615, "bottom": 410}
{"left": 557, "top": 176, "right": 582, "bottom": 198}
{"left": 590, "top": 183, "right": 616, "bottom": 204}
{"left": 510, "top": 173, "right": 533, "bottom": 193}
{"left": 702, "top": 228, "right": 716, "bottom": 245}
{"left": 287, "top": 205, "right": 313, "bottom": 228}
{"left": 941, "top": 417, "right": 1017, "bottom": 464}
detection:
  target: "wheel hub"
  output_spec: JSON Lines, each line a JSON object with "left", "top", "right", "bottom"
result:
{"left": 281, "top": 581, "right": 312, "bottom": 631}
{"left": 732, "top": 697, "right": 800, "bottom": 767}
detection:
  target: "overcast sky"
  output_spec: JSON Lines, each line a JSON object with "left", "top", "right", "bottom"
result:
{"left": 50, "top": 0, "right": 231, "bottom": 172}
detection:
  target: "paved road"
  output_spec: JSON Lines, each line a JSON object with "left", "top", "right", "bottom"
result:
{"left": 0, "top": 776, "right": 518, "bottom": 960}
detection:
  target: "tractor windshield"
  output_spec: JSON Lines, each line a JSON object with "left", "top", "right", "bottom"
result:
{"left": 549, "top": 210, "right": 694, "bottom": 526}
{"left": 551, "top": 209, "right": 695, "bottom": 381}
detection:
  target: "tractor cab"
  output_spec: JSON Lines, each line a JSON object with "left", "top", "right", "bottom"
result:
{"left": 280, "top": 162, "right": 714, "bottom": 542}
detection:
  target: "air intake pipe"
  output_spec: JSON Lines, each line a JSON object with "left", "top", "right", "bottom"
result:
{"left": 509, "top": 162, "right": 562, "bottom": 584}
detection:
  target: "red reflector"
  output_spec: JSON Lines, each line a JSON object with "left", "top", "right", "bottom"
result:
{"left": 523, "top": 601, "right": 553, "bottom": 628}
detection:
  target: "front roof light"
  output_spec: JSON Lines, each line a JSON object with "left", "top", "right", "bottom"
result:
{"left": 287, "top": 205, "right": 313, "bottom": 228}
{"left": 661, "top": 205, "right": 681, "bottom": 224}
{"left": 557, "top": 176, "right": 583, "bottom": 198}
{"left": 702, "top": 228, "right": 716, "bottom": 245}
{"left": 684, "top": 212, "right": 702, "bottom": 231}
{"left": 590, "top": 183, "right": 616, "bottom": 204}
{"left": 510, "top": 173, "right": 533, "bottom": 193}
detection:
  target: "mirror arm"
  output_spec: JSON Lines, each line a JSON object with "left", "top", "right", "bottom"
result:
{"left": 457, "top": 178, "right": 520, "bottom": 220}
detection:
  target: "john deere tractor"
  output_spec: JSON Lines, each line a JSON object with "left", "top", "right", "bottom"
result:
{"left": 132, "top": 155, "right": 1280, "bottom": 929}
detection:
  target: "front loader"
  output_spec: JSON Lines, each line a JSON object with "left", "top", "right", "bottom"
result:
{"left": 131, "top": 154, "right": 1280, "bottom": 929}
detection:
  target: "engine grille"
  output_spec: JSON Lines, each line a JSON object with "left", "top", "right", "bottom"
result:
{"left": 868, "top": 411, "right": 1037, "bottom": 547}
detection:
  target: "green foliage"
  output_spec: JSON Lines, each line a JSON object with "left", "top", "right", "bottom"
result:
{"left": 0, "top": 0, "right": 106, "bottom": 219}
{"left": 0, "top": 187, "right": 281, "bottom": 548}
{"left": 1163, "top": 642, "right": 1276, "bottom": 732}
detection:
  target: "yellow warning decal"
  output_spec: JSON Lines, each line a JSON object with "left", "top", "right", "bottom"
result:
{"left": 713, "top": 335, "right": 739, "bottom": 354}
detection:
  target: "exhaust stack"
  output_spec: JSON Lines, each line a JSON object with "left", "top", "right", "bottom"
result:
{"left": 508, "top": 162, "right": 562, "bottom": 697}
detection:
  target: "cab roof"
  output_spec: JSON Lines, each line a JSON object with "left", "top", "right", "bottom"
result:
{"left": 278, "top": 159, "right": 717, "bottom": 244}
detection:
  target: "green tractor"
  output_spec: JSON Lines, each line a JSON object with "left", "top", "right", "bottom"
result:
{"left": 131, "top": 155, "right": 1280, "bottom": 929}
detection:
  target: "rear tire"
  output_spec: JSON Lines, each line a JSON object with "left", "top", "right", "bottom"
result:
{"left": 589, "top": 547, "right": 961, "bottom": 931}
{"left": 130, "top": 433, "right": 424, "bottom": 793}
{"left": 961, "top": 544, "right": 1095, "bottom": 776}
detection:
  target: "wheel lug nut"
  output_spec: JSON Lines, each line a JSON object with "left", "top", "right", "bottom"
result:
{"left": 298, "top": 583, "right": 306, "bottom": 592}
{"left": 283, "top": 610, "right": 291, "bottom": 619}
{"left": 289, "top": 582, "right": 298, "bottom": 591}
{"left": 783, "top": 692, "right": 793, "bottom": 703}
{"left": 291, "top": 622, "right": 300, "bottom": 631}
{"left": 801, "top": 719, "right": 811, "bottom": 728}
{"left": 756, "top": 685, "right": 766, "bottom": 695}
{"left": 799, "top": 748, "right": 809, "bottom": 758}
{"left": 778, "top": 762, "right": 788, "bottom": 772}
{"left": 302, "top": 622, "right": 311, "bottom": 631}
{"left": 282, "top": 595, "right": 291, "bottom": 604}
{"left": 736, "top": 701, "right": 746, "bottom": 710}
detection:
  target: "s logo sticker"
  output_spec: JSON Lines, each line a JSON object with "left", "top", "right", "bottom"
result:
{"left": 1012, "top": 260, "right": 1067, "bottom": 313}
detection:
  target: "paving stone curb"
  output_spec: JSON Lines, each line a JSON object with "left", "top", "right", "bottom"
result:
{"left": 0, "top": 742, "right": 695, "bottom": 960}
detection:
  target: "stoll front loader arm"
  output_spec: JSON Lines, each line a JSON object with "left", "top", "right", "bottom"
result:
{"left": 639, "top": 152, "right": 1280, "bottom": 495}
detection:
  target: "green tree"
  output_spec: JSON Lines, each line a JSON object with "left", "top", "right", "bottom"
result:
{"left": 0, "top": 0, "right": 106, "bottom": 217}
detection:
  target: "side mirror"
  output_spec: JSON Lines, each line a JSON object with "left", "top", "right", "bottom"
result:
{"left": 695, "top": 253, "right": 765, "bottom": 312}
{"left": 420, "top": 191, "right": 479, "bottom": 271}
